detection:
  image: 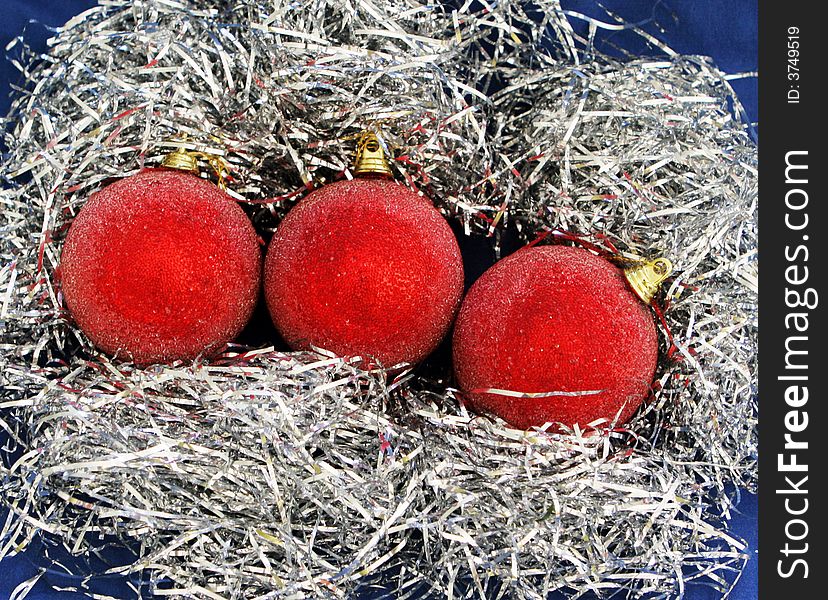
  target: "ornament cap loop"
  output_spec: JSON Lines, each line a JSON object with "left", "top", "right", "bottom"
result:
{"left": 354, "top": 131, "right": 392, "bottom": 178}
{"left": 624, "top": 257, "right": 672, "bottom": 304}
{"left": 160, "top": 148, "right": 229, "bottom": 190}
{"left": 161, "top": 148, "right": 200, "bottom": 174}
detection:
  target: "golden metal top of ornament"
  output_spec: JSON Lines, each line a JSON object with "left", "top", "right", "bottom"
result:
{"left": 161, "top": 148, "right": 200, "bottom": 173}
{"left": 353, "top": 131, "right": 392, "bottom": 178}
{"left": 160, "top": 147, "right": 229, "bottom": 190}
{"left": 623, "top": 257, "right": 673, "bottom": 304}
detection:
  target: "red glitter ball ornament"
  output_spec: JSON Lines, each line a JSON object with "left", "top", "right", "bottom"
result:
{"left": 60, "top": 168, "right": 262, "bottom": 365}
{"left": 452, "top": 245, "right": 667, "bottom": 431}
{"left": 264, "top": 139, "right": 464, "bottom": 366}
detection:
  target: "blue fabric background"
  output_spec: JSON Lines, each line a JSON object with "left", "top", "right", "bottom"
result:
{"left": 1, "top": 1, "right": 758, "bottom": 598}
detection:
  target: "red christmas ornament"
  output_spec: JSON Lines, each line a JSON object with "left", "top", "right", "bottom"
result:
{"left": 264, "top": 132, "right": 464, "bottom": 366}
{"left": 60, "top": 158, "right": 262, "bottom": 365}
{"left": 452, "top": 245, "right": 671, "bottom": 431}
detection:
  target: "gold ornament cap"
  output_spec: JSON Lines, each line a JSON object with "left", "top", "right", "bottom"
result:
{"left": 161, "top": 148, "right": 200, "bottom": 173}
{"left": 160, "top": 147, "right": 228, "bottom": 190}
{"left": 353, "top": 131, "right": 392, "bottom": 178}
{"left": 624, "top": 257, "right": 673, "bottom": 304}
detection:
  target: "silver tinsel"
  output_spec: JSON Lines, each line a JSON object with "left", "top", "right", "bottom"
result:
{"left": 1, "top": 1, "right": 757, "bottom": 598}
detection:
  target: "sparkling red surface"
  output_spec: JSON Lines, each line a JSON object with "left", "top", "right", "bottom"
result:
{"left": 264, "top": 178, "right": 464, "bottom": 366}
{"left": 60, "top": 169, "right": 262, "bottom": 364}
{"left": 452, "top": 245, "right": 659, "bottom": 430}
